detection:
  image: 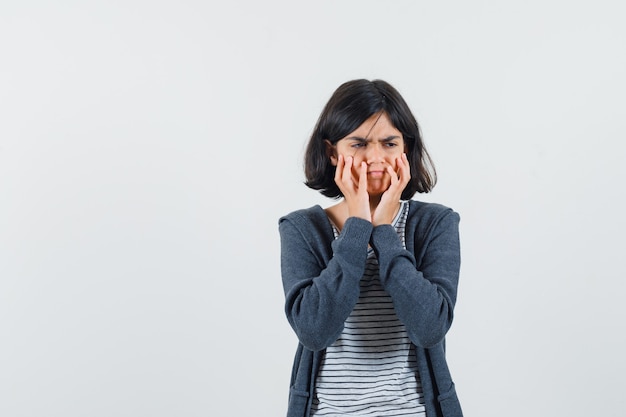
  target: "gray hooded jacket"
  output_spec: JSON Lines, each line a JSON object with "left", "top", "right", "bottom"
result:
{"left": 278, "top": 200, "right": 463, "bottom": 417}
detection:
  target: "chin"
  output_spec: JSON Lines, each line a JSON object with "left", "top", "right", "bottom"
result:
{"left": 368, "top": 185, "right": 391, "bottom": 197}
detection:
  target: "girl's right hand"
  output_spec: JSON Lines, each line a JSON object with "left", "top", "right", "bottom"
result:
{"left": 334, "top": 154, "right": 371, "bottom": 221}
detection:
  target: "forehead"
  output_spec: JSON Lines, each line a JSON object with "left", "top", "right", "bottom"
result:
{"left": 347, "top": 112, "right": 402, "bottom": 138}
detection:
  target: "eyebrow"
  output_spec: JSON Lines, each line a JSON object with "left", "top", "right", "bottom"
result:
{"left": 345, "top": 135, "right": 401, "bottom": 142}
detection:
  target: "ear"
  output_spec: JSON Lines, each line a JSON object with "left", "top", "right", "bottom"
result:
{"left": 324, "top": 140, "right": 338, "bottom": 166}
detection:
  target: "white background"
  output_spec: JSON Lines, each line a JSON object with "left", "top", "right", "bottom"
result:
{"left": 1, "top": 1, "right": 625, "bottom": 416}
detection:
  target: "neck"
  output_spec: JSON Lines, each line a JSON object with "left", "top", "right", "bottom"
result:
{"left": 369, "top": 195, "right": 382, "bottom": 213}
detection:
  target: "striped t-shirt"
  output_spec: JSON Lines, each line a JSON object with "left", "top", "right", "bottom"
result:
{"left": 311, "top": 201, "right": 426, "bottom": 416}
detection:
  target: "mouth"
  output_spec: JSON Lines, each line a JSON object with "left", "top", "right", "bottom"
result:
{"left": 367, "top": 170, "right": 385, "bottom": 179}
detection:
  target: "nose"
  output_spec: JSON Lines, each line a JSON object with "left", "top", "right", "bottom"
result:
{"left": 366, "top": 143, "right": 384, "bottom": 165}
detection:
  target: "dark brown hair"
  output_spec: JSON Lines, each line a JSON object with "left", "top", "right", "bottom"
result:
{"left": 304, "top": 79, "right": 436, "bottom": 199}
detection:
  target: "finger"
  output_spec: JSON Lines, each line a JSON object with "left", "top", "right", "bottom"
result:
{"left": 385, "top": 165, "right": 400, "bottom": 191}
{"left": 358, "top": 161, "right": 368, "bottom": 191}
{"left": 401, "top": 153, "right": 410, "bottom": 176}
{"left": 397, "top": 153, "right": 411, "bottom": 186}
{"left": 334, "top": 154, "right": 343, "bottom": 183}
{"left": 343, "top": 155, "right": 355, "bottom": 185}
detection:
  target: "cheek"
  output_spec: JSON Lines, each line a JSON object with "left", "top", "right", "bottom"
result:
{"left": 385, "top": 154, "right": 399, "bottom": 168}
{"left": 352, "top": 155, "right": 367, "bottom": 166}
{"left": 350, "top": 160, "right": 365, "bottom": 178}
{"left": 342, "top": 151, "right": 366, "bottom": 167}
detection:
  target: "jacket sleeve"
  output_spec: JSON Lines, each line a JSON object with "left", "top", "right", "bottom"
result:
{"left": 369, "top": 209, "right": 461, "bottom": 348}
{"left": 279, "top": 216, "right": 373, "bottom": 352}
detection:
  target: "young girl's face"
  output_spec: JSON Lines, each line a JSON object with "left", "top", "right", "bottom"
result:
{"left": 328, "top": 112, "right": 406, "bottom": 198}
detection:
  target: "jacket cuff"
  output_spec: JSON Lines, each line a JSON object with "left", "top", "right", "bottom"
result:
{"left": 339, "top": 217, "right": 373, "bottom": 244}
{"left": 370, "top": 224, "right": 403, "bottom": 253}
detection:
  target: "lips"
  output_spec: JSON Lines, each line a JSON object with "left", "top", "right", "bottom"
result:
{"left": 367, "top": 170, "right": 385, "bottom": 178}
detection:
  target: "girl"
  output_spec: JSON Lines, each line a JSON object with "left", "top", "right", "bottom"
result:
{"left": 279, "top": 79, "right": 463, "bottom": 417}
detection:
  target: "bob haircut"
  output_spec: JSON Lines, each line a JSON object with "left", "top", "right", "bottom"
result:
{"left": 304, "top": 79, "right": 437, "bottom": 200}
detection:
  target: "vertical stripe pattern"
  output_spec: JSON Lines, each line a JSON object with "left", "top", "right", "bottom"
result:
{"left": 311, "top": 201, "right": 426, "bottom": 416}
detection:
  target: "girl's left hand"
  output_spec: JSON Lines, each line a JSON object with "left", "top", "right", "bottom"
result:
{"left": 371, "top": 153, "right": 411, "bottom": 226}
